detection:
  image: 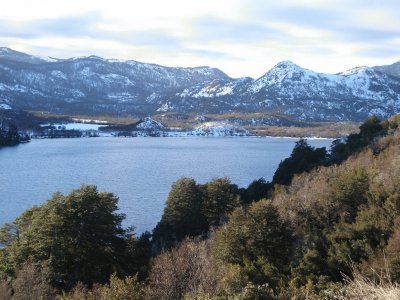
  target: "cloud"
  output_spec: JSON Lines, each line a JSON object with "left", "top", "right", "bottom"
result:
{"left": 0, "top": 14, "right": 98, "bottom": 39}
{"left": 0, "top": 0, "right": 399, "bottom": 78}
{"left": 357, "top": 46, "right": 400, "bottom": 59}
{"left": 191, "top": 17, "right": 287, "bottom": 43}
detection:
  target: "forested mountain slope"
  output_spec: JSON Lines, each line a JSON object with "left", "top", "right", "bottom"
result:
{"left": 1, "top": 47, "right": 400, "bottom": 122}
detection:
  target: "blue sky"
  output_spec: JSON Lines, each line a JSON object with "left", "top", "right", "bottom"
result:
{"left": 0, "top": 0, "right": 399, "bottom": 78}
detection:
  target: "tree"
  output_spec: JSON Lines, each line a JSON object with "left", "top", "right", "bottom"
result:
{"left": 60, "top": 274, "right": 143, "bottom": 300}
{"left": 330, "top": 167, "right": 369, "bottom": 223}
{"left": 272, "top": 139, "right": 327, "bottom": 185}
{"left": 0, "top": 123, "right": 26, "bottom": 147}
{"left": 153, "top": 177, "right": 207, "bottom": 249}
{"left": 0, "top": 185, "right": 147, "bottom": 290}
{"left": 214, "top": 200, "right": 294, "bottom": 289}
{"left": 330, "top": 116, "right": 386, "bottom": 164}
{"left": 243, "top": 178, "right": 272, "bottom": 205}
{"left": 98, "top": 274, "right": 143, "bottom": 300}
{"left": 201, "top": 177, "right": 240, "bottom": 227}
{"left": 145, "top": 238, "right": 219, "bottom": 300}
{"left": 359, "top": 115, "right": 384, "bottom": 138}
{"left": 12, "top": 260, "right": 56, "bottom": 300}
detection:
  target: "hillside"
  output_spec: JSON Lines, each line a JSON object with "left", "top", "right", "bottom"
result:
{"left": 1, "top": 47, "right": 400, "bottom": 122}
{"left": 173, "top": 61, "right": 400, "bottom": 121}
{"left": 0, "top": 47, "right": 228, "bottom": 116}
{"left": 1, "top": 115, "right": 400, "bottom": 299}
{"left": 146, "top": 114, "right": 400, "bottom": 299}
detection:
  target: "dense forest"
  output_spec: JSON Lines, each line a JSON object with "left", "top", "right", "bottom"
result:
{"left": 1, "top": 115, "right": 400, "bottom": 299}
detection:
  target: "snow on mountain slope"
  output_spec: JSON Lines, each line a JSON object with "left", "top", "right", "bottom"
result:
{"left": 0, "top": 47, "right": 53, "bottom": 64}
{"left": 0, "top": 48, "right": 400, "bottom": 122}
{"left": 373, "top": 61, "right": 400, "bottom": 78}
{"left": 0, "top": 50, "right": 230, "bottom": 115}
{"left": 0, "top": 103, "right": 12, "bottom": 110}
{"left": 167, "top": 60, "right": 400, "bottom": 121}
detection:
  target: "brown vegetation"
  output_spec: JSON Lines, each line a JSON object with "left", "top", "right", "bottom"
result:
{"left": 1, "top": 114, "right": 400, "bottom": 299}
{"left": 144, "top": 238, "right": 219, "bottom": 299}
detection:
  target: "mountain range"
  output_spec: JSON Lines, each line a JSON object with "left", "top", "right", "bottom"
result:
{"left": 1, "top": 47, "right": 399, "bottom": 122}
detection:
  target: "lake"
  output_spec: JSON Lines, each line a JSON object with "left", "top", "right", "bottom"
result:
{"left": 0, "top": 137, "right": 332, "bottom": 233}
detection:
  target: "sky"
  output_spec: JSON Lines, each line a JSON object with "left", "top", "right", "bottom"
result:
{"left": 0, "top": 0, "right": 399, "bottom": 78}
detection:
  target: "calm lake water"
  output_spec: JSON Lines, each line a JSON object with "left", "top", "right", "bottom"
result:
{"left": 0, "top": 137, "right": 332, "bottom": 233}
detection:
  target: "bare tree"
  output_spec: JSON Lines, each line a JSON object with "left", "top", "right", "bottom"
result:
{"left": 12, "top": 260, "right": 56, "bottom": 300}
{"left": 144, "top": 237, "right": 219, "bottom": 300}
{"left": 0, "top": 279, "right": 11, "bottom": 300}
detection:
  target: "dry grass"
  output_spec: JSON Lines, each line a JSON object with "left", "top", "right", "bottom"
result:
{"left": 337, "top": 268, "right": 400, "bottom": 300}
{"left": 29, "top": 110, "right": 360, "bottom": 137}
{"left": 247, "top": 122, "right": 359, "bottom": 138}
{"left": 30, "top": 111, "right": 138, "bottom": 125}
{"left": 154, "top": 112, "right": 360, "bottom": 138}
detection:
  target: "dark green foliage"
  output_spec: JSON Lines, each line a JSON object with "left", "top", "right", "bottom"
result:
{"left": 214, "top": 200, "right": 294, "bottom": 289}
{"left": 153, "top": 177, "right": 207, "bottom": 249}
{"left": 153, "top": 177, "right": 243, "bottom": 249}
{"left": 120, "top": 229, "right": 152, "bottom": 281}
{"left": 0, "top": 185, "right": 149, "bottom": 290}
{"left": 0, "top": 123, "right": 29, "bottom": 147}
{"left": 273, "top": 116, "right": 389, "bottom": 187}
{"left": 330, "top": 116, "right": 387, "bottom": 164}
{"left": 330, "top": 167, "right": 369, "bottom": 223}
{"left": 290, "top": 249, "right": 329, "bottom": 287}
{"left": 243, "top": 178, "right": 272, "bottom": 205}
{"left": 327, "top": 183, "right": 395, "bottom": 277}
{"left": 272, "top": 139, "right": 328, "bottom": 185}
{"left": 201, "top": 177, "right": 240, "bottom": 227}
{"left": 359, "top": 115, "right": 384, "bottom": 137}
{"left": 1, "top": 114, "right": 399, "bottom": 298}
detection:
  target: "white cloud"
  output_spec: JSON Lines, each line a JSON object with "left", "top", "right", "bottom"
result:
{"left": 0, "top": 0, "right": 399, "bottom": 78}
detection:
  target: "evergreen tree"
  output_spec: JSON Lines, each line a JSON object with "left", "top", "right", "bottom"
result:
{"left": 273, "top": 139, "right": 327, "bottom": 185}
{"left": 153, "top": 177, "right": 207, "bottom": 249}
{"left": 244, "top": 178, "right": 272, "bottom": 205}
{"left": 0, "top": 185, "right": 148, "bottom": 290}
{"left": 201, "top": 177, "right": 240, "bottom": 227}
{"left": 214, "top": 200, "right": 294, "bottom": 288}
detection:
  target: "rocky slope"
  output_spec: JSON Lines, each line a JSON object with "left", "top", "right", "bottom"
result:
{"left": 1, "top": 47, "right": 399, "bottom": 122}
{"left": 172, "top": 61, "right": 400, "bottom": 121}
{"left": 0, "top": 47, "right": 228, "bottom": 115}
{"left": 373, "top": 61, "right": 400, "bottom": 78}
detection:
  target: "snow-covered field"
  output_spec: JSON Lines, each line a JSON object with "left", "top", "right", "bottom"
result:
{"left": 42, "top": 123, "right": 107, "bottom": 131}
{"left": 39, "top": 119, "right": 251, "bottom": 138}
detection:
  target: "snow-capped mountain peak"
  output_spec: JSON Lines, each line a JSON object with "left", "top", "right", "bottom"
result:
{"left": 1, "top": 47, "right": 400, "bottom": 122}
{"left": 0, "top": 47, "right": 12, "bottom": 54}
{"left": 339, "top": 66, "right": 370, "bottom": 76}
{"left": 373, "top": 61, "right": 400, "bottom": 78}
{"left": 273, "top": 60, "right": 301, "bottom": 69}
{"left": 0, "top": 47, "right": 51, "bottom": 64}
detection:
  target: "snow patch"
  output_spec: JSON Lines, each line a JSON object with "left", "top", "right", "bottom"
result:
{"left": 194, "top": 122, "right": 249, "bottom": 136}
{"left": 42, "top": 123, "right": 107, "bottom": 131}
{"left": 136, "top": 117, "right": 166, "bottom": 130}
{"left": 0, "top": 103, "right": 12, "bottom": 110}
